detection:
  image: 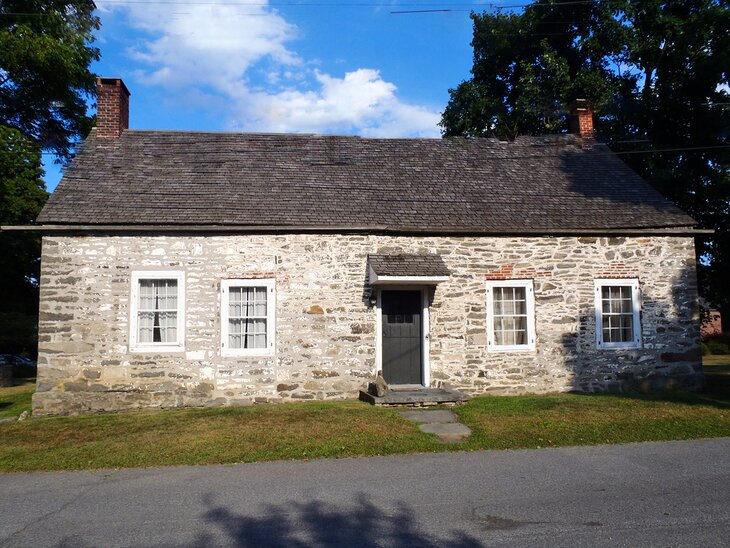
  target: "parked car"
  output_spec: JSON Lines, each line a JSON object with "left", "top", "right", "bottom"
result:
{"left": 0, "top": 356, "right": 12, "bottom": 387}
{"left": 0, "top": 354, "right": 37, "bottom": 367}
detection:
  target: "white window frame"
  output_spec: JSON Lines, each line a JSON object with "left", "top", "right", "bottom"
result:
{"left": 485, "top": 279, "right": 536, "bottom": 352}
{"left": 594, "top": 278, "right": 642, "bottom": 350}
{"left": 130, "top": 271, "right": 185, "bottom": 353}
{"left": 220, "top": 279, "right": 276, "bottom": 357}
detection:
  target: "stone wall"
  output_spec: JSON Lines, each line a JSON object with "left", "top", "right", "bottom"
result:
{"left": 33, "top": 234, "right": 702, "bottom": 415}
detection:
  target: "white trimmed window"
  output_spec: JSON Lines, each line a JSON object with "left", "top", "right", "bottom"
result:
{"left": 594, "top": 278, "right": 641, "bottom": 349}
{"left": 130, "top": 271, "right": 185, "bottom": 352}
{"left": 221, "top": 279, "right": 275, "bottom": 356}
{"left": 486, "top": 280, "right": 536, "bottom": 352}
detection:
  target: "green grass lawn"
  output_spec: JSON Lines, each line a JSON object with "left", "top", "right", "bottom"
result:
{"left": 1, "top": 356, "right": 729, "bottom": 473}
{"left": 0, "top": 400, "right": 439, "bottom": 473}
{"left": 0, "top": 379, "right": 34, "bottom": 420}
{"left": 454, "top": 355, "right": 730, "bottom": 449}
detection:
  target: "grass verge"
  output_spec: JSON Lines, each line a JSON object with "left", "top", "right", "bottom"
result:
{"left": 1, "top": 356, "right": 728, "bottom": 473}
{"left": 454, "top": 356, "right": 730, "bottom": 450}
{"left": 0, "top": 380, "right": 34, "bottom": 420}
{"left": 0, "top": 401, "right": 441, "bottom": 473}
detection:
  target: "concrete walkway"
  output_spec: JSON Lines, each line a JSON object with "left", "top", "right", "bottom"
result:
{"left": 399, "top": 409, "right": 472, "bottom": 442}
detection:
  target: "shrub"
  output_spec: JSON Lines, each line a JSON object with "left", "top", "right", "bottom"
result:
{"left": 705, "top": 337, "right": 730, "bottom": 355}
{"left": 0, "top": 313, "right": 38, "bottom": 356}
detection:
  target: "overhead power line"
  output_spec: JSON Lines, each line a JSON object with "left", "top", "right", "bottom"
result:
{"left": 1, "top": 0, "right": 602, "bottom": 9}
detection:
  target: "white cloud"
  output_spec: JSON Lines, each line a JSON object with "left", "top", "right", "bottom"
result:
{"left": 97, "top": 1, "right": 441, "bottom": 137}
{"left": 235, "top": 69, "right": 439, "bottom": 137}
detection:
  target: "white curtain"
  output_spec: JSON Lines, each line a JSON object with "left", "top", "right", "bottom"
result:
{"left": 229, "top": 287, "right": 267, "bottom": 349}
{"left": 138, "top": 279, "right": 178, "bottom": 343}
{"left": 493, "top": 287, "right": 527, "bottom": 345}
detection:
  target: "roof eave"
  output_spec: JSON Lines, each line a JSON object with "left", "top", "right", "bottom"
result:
{"left": 0, "top": 224, "right": 712, "bottom": 236}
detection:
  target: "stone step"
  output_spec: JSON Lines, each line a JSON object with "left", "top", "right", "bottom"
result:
{"left": 358, "top": 388, "right": 470, "bottom": 406}
{"left": 398, "top": 410, "right": 459, "bottom": 423}
{"left": 396, "top": 409, "right": 472, "bottom": 443}
{"left": 418, "top": 422, "right": 472, "bottom": 443}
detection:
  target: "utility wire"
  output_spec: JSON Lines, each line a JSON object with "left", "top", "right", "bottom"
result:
{"left": 1, "top": 0, "right": 602, "bottom": 10}
{"left": 93, "top": 0, "right": 599, "bottom": 5}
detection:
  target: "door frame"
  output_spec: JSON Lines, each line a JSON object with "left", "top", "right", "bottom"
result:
{"left": 375, "top": 286, "right": 430, "bottom": 388}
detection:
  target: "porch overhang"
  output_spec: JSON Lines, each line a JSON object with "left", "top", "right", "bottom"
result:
{"left": 367, "top": 254, "right": 450, "bottom": 286}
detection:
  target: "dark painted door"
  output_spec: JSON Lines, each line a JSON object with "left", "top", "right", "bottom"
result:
{"left": 381, "top": 290, "right": 423, "bottom": 385}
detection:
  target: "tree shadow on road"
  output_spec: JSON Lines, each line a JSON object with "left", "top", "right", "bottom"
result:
{"left": 192, "top": 492, "right": 482, "bottom": 547}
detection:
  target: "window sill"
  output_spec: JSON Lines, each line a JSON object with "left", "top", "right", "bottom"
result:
{"left": 130, "top": 344, "right": 185, "bottom": 354}
{"left": 598, "top": 343, "right": 642, "bottom": 350}
{"left": 487, "top": 345, "right": 536, "bottom": 353}
{"left": 221, "top": 349, "right": 275, "bottom": 358}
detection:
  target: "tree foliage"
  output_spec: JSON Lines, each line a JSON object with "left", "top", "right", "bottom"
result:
{"left": 0, "top": 126, "right": 46, "bottom": 317}
{"left": 442, "top": 0, "right": 730, "bottom": 316}
{"left": 1, "top": 0, "right": 100, "bottom": 160}
{"left": 0, "top": 1, "right": 99, "bottom": 352}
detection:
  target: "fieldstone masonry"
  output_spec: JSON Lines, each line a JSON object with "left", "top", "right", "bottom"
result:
{"left": 33, "top": 233, "right": 703, "bottom": 415}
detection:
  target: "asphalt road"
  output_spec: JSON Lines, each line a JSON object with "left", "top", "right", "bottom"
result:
{"left": 1, "top": 438, "right": 729, "bottom": 547}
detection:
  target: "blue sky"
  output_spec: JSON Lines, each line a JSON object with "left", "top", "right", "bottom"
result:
{"left": 43, "top": 1, "right": 488, "bottom": 191}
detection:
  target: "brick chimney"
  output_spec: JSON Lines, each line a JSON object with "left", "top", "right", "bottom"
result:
{"left": 96, "top": 77, "right": 130, "bottom": 139}
{"left": 568, "top": 99, "right": 594, "bottom": 139}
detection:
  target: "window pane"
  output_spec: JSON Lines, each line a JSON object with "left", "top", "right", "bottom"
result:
{"left": 514, "top": 315, "right": 527, "bottom": 334}
{"left": 253, "top": 333, "right": 267, "bottom": 349}
{"left": 138, "top": 279, "right": 178, "bottom": 344}
{"left": 160, "top": 311, "right": 177, "bottom": 343}
{"left": 502, "top": 316, "right": 516, "bottom": 332}
{"left": 600, "top": 285, "right": 635, "bottom": 344}
{"left": 253, "top": 319, "right": 267, "bottom": 334}
{"left": 514, "top": 295, "right": 526, "bottom": 315}
{"left": 495, "top": 316, "right": 506, "bottom": 333}
{"left": 139, "top": 280, "right": 156, "bottom": 309}
{"left": 224, "top": 282, "right": 273, "bottom": 353}
{"left": 138, "top": 312, "right": 154, "bottom": 343}
{"left": 230, "top": 287, "right": 242, "bottom": 300}
{"left": 229, "top": 315, "right": 242, "bottom": 348}
{"left": 491, "top": 285, "right": 530, "bottom": 347}
{"left": 620, "top": 314, "right": 633, "bottom": 341}
{"left": 232, "top": 318, "right": 267, "bottom": 349}
{"left": 229, "top": 286, "right": 267, "bottom": 318}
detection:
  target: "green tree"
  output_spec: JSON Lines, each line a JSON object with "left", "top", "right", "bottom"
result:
{"left": 442, "top": 0, "right": 730, "bottom": 318}
{"left": 0, "top": 1, "right": 100, "bottom": 354}
{"left": 0, "top": 127, "right": 46, "bottom": 353}
{"left": 1, "top": 0, "right": 100, "bottom": 160}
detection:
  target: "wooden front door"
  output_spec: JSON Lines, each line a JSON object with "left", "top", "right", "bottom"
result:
{"left": 381, "top": 290, "right": 423, "bottom": 385}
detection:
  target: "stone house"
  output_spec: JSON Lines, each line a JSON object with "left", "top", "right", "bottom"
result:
{"left": 28, "top": 78, "right": 706, "bottom": 415}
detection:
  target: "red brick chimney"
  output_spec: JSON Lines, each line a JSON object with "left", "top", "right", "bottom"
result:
{"left": 96, "top": 77, "right": 130, "bottom": 139}
{"left": 568, "top": 99, "right": 594, "bottom": 139}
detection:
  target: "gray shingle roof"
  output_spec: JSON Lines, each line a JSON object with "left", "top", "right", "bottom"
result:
{"left": 37, "top": 129, "right": 696, "bottom": 232}
{"left": 368, "top": 254, "right": 451, "bottom": 277}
